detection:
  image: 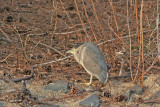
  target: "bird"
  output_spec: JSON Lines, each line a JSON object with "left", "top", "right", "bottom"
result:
{"left": 66, "top": 42, "right": 108, "bottom": 85}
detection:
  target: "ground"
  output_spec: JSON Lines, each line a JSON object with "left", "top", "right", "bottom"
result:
{"left": 0, "top": 0, "right": 160, "bottom": 106}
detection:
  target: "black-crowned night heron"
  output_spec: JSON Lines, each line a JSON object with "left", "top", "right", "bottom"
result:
{"left": 66, "top": 42, "right": 108, "bottom": 85}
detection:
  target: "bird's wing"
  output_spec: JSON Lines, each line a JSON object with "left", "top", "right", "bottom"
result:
{"left": 82, "top": 46, "right": 106, "bottom": 76}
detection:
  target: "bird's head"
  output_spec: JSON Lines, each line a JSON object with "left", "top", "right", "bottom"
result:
{"left": 66, "top": 48, "right": 76, "bottom": 54}
{"left": 66, "top": 43, "right": 84, "bottom": 55}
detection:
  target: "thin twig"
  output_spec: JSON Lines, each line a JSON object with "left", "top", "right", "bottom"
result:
{"left": 82, "top": 0, "right": 97, "bottom": 41}
{"left": 127, "top": 0, "right": 133, "bottom": 80}
{"left": 135, "top": 0, "right": 140, "bottom": 44}
{"left": 108, "top": 0, "right": 120, "bottom": 50}
{"left": 0, "top": 28, "right": 14, "bottom": 46}
{"left": 146, "top": 56, "right": 159, "bottom": 73}
{"left": 33, "top": 55, "right": 73, "bottom": 67}
{"left": 74, "top": 0, "right": 89, "bottom": 41}
{"left": 91, "top": 0, "right": 104, "bottom": 38}
{"left": 51, "top": 1, "right": 58, "bottom": 43}
{"left": 0, "top": 54, "right": 12, "bottom": 62}
{"left": 31, "top": 40, "right": 66, "bottom": 57}
{"left": 91, "top": 0, "right": 114, "bottom": 65}
{"left": 11, "top": 68, "right": 34, "bottom": 82}
{"left": 156, "top": 0, "right": 160, "bottom": 59}
{"left": 133, "top": 0, "right": 141, "bottom": 83}
{"left": 140, "top": 0, "right": 144, "bottom": 87}
{"left": 59, "top": 0, "right": 80, "bottom": 37}
{"left": 52, "top": 27, "right": 90, "bottom": 35}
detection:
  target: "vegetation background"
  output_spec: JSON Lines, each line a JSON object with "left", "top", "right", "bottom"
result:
{"left": 0, "top": 0, "right": 160, "bottom": 106}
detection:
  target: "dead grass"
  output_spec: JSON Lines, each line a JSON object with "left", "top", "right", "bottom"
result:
{"left": 0, "top": 0, "right": 160, "bottom": 106}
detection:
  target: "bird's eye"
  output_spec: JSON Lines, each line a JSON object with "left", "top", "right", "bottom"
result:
{"left": 77, "top": 50, "right": 80, "bottom": 54}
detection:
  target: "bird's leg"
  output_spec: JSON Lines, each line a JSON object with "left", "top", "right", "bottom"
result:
{"left": 119, "top": 58, "right": 124, "bottom": 76}
{"left": 76, "top": 75, "right": 93, "bottom": 86}
{"left": 84, "top": 75, "right": 93, "bottom": 86}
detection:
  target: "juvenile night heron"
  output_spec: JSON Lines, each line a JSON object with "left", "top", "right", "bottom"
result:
{"left": 66, "top": 42, "right": 108, "bottom": 85}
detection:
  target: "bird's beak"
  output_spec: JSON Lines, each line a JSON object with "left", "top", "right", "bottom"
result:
{"left": 66, "top": 48, "right": 75, "bottom": 54}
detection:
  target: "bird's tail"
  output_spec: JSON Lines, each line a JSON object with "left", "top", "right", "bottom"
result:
{"left": 98, "top": 71, "right": 108, "bottom": 84}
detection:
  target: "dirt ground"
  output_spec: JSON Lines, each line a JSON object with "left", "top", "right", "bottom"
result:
{"left": 0, "top": 0, "right": 160, "bottom": 106}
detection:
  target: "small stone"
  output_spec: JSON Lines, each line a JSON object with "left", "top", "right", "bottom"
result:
{"left": 131, "top": 97, "right": 136, "bottom": 102}
{"left": 0, "top": 102, "right": 5, "bottom": 107}
{"left": 130, "top": 85, "right": 143, "bottom": 95}
{"left": 122, "top": 85, "right": 143, "bottom": 103}
{"left": 79, "top": 94, "right": 100, "bottom": 107}
{"left": 44, "top": 80, "right": 69, "bottom": 93}
{"left": 33, "top": 104, "right": 59, "bottom": 107}
{"left": 122, "top": 90, "right": 133, "bottom": 103}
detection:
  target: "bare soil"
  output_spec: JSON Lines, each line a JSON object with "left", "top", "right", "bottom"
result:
{"left": 0, "top": 0, "right": 160, "bottom": 106}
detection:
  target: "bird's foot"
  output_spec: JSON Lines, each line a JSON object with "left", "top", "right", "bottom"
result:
{"left": 75, "top": 82, "right": 91, "bottom": 86}
{"left": 84, "top": 82, "right": 91, "bottom": 86}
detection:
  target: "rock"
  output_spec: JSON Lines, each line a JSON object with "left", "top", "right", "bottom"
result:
{"left": 122, "top": 90, "right": 133, "bottom": 103}
{"left": 33, "top": 103, "right": 59, "bottom": 107}
{"left": 0, "top": 101, "right": 5, "bottom": 107}
{"left": 130, "top": 85, "right": 143, "bottom": 95}
{"left": 155, "top": 77, "right": 160, "bottom": 86}
{"left": 122, "top": 85, "right": 143, "bottom": 103}
{"left": 131, "top": 96, "right": 136, "bottom": 102}
{"left": 44, "top": 80, "right": 69, "bottom": 93}
{"left": 79, "top": 94, "right": 100, "bottom": 107}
